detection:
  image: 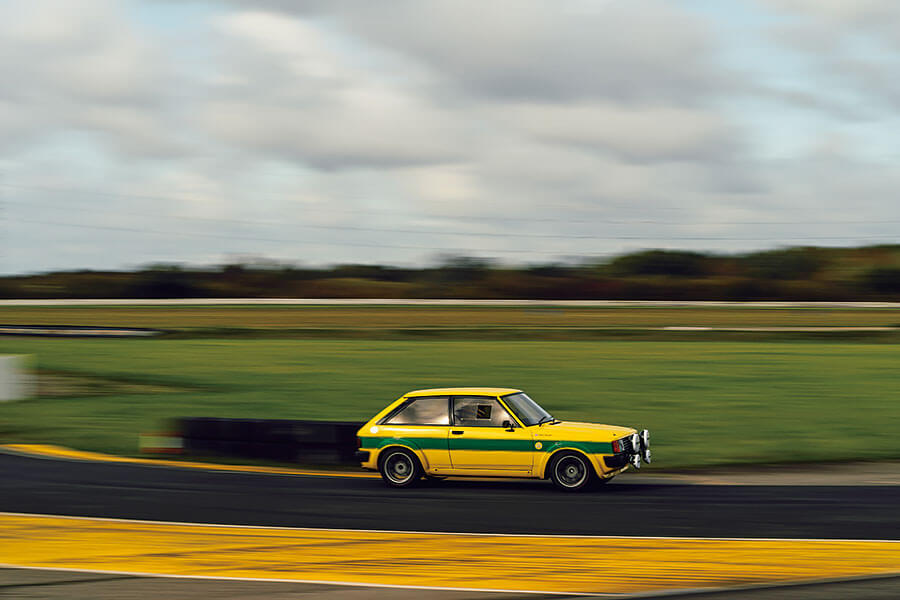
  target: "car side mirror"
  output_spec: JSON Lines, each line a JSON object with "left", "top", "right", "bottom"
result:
{"left": 502, "top": 420, "right": 515, "bottom": 431}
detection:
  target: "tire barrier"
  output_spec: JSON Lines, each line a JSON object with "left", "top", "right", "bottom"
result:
{"left": 179, "top": 417, "right": 365, "bottom": 465}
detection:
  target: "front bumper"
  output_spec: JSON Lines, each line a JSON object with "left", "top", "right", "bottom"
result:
{"left": 603, "top": 453, "right": 629, "bottom": 470}
{"left": 606, "top": 429, "right": 651, "bottom": 470}
{"left": 354, "top": 450, "right": 371, "bottom": 463}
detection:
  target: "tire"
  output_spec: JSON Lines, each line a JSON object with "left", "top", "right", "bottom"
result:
{"left": 379, "top": 448, "right": 423, "bottom": 488}
{"left": 549, "top": 451, "right": 596, "bottom": 492}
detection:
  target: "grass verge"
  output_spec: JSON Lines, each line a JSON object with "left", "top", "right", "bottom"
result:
{"left": 0, "top": 336, "right": 897, "bottom": 468}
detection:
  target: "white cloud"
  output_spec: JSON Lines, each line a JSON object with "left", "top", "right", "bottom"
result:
{"left": 268, "top": 0, "right": 728, "bottom": 104}
{"left": 0, "top": 0, "right": 179, "bottom": 157}
{"left": 762, "top": 0, "right": 900, "bottom": 112}
{"left": 498, "top": 103, "right": 742, "bottom": 163}
{"left": 201, "top": 10, "right": 471, "bottom": 168}
{"left": 762, "top": 0, "right": 900, "bottom": 32}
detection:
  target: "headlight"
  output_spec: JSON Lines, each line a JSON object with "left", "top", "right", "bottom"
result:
{"left": 630, "top": 433, "right": 640, "bottom": 452}
{"left": 640, "top": 429, "right": 650, "bottom": 449}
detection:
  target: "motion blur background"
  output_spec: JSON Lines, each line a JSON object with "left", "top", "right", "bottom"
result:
{"left": 0, "top": 0, "right": 898, "bottom": 470}
{"left": 1, "top": 2, "right": 900, "bottom": 597}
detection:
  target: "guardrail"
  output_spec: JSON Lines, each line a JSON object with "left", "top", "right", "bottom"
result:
{"left": 0, "top": 325, "right": 161, "bottom": 337}
{"left": 178, "top": 417, "right": 365, "bottom": 465}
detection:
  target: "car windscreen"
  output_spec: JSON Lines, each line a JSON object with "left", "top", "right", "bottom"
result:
{"left": 502, "top": 392, "right": 552, "bottom": 426}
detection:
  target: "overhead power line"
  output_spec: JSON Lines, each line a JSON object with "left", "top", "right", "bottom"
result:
{"left": 3, "top": 215, "right": 898, "bottom": 251}
{"left": 2, "top": 181, "right": 897, "bottom": 261}
{"left": 3, "top": 185, "right": 900, "bottom": 232}
{"left": 0, "top": 182, "right": 682, "bottom": 224}
{"left": 0, "top": 216, "right": 564, "bottom": 255}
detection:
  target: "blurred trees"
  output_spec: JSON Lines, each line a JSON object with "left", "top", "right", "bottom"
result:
{"left": 862, "top": 267, "right": 900, "bottom": 294}
{"left": 125, "top": 265, "right": 207, "bottom": 299}
{"left": 608, "top": 250, "right": 713, "bottom": 277}
{"left": 740, "top": 247, "right": 827, "bottom": 280}
{"left": 3, "top": 245, "right": 900, "bottom": 300}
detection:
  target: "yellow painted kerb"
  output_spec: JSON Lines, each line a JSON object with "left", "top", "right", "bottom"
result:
{"left": 1, "top": 513, "right": 898, "bottom": 595}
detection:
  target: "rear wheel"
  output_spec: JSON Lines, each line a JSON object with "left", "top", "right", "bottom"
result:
{"left": 549, "top": 452, "right": 595, "bottom": 492}
{"left": 379, "top": 448, "right": 422, "bottom": 488}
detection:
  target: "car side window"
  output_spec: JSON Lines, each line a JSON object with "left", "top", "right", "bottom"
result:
{"left": 453, "top": 397, "right": 515, "bottom": 428}
{"left": 384, "top": 396, "right": 450, "bottom": 425}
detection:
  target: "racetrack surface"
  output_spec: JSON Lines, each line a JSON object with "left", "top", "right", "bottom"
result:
{"left": 4, "top": 568, "right": 900, "bottom": 600}
{"left": 2, "top": 452, "right": 898, "bottom": 540}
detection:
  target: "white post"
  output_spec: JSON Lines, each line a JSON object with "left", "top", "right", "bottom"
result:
{"left": 0, "top": 355, "right": 33, "bottom": 401}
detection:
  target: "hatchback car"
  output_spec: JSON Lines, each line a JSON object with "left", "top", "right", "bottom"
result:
{"left": 355, "top": 387, "right": 650, "bottom": 491}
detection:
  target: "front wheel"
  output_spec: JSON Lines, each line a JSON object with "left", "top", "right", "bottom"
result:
{"left": 549, "top": 452, "right": 596, "bottom": 492}
{"left": 379, "top": 448, "right": 422, "bottom": 488}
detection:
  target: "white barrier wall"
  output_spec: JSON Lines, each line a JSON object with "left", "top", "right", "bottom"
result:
{"left": 0, "top": 355, "right": 32, "bottom": 401}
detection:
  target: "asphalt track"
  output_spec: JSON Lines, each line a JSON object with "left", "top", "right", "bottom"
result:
{"left": 2, "top": 452, "right": 899, "bottom": 540}
{"left": 3, "top": 298, "right": 900, "bottom": 307}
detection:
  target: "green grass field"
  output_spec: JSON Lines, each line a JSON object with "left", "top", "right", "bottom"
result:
{"left": 1, "top": 334, "right": 898, "bottom": 468}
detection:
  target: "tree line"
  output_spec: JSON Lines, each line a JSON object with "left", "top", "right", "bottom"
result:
{"left": 3, "top": 245, "right": 900, "bottom": 300}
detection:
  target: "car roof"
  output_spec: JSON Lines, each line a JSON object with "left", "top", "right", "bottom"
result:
{"left": 406, "top": 387, "right": 522, "bottom": 397}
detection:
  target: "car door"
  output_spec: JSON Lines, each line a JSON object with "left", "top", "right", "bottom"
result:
{"left": 379, "top": 395, "right": 451, "bottom": 469}
{"left": 447, "top": 396, "right": 533, "bottom": 473}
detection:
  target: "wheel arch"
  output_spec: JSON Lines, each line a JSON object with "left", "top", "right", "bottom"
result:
{"left": 375, "top": 442, "right": 428, "bottom": 471}
{"left": 540, "top": 446, "right": 599, "bottom": 480}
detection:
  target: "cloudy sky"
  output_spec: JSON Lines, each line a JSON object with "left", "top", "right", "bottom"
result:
{"left": 2, "top": 0, "right": 899, "bottom": 274}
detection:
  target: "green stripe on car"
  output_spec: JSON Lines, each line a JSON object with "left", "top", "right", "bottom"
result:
{"left": 359, "top": 436, "right": 614, "bottom": 454}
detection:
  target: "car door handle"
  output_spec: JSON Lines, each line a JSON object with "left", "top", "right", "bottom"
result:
{"left": 451, "top": 430, "right": 464, "bottom": 435}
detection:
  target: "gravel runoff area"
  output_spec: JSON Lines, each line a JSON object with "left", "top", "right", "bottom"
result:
{"left": 2, "top": 569, "right": 899, "bottom": 600}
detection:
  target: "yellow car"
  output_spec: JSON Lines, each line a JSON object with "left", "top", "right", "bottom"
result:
{"left": 355, "top": 387, "right": 650, "bottom": 491}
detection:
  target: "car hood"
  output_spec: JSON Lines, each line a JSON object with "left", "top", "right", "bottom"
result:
{"left": 532, "top": 420, "right": 635, "bottom": 442}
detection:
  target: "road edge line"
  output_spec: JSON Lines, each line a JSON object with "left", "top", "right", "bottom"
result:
{"left": 3, "top": 563, "right": 900, "bottom": 599}
{"left": 0, "top": 564, "right": 618, "bottom": 597}
{"left": 0, "top": 444, "right": 378, "bottom": 479}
